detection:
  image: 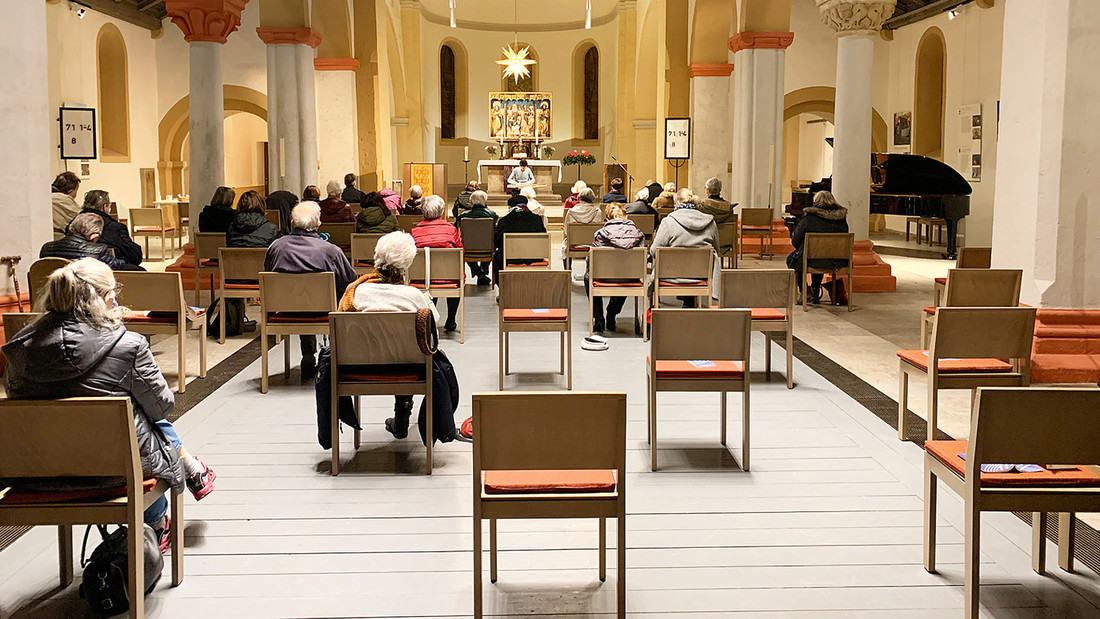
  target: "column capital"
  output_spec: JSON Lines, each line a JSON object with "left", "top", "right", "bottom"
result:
{"left": 728, "top": 32, "right": 794, "bottom": 54}
{"left": 688, "top": 63, "right": 734, "bottom": 78}
{"left": 257, "top": 27, "right": 322, "bottom": 48}
{"left": 164, "top": 0, "right": 249, "bottom": 44}
{"left": 815, "top": 0, "right": 896, "bottom": 37}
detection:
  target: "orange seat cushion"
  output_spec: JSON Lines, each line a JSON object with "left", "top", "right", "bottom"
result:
{"left": 125, "top": 311, "right": 177, "bottom": 324}
{"left": 199, "top": 259, "right": 219, "bottom": 267}
{"left": 134, "top": 226, "right": 175, "bottom": 233}
{"left": 567, "top": 245, "right": 592, "bottom": 252}
{"left": 483, "top": 469, "right": 617, "bottom": 494}
{"left": 923, "top": 306, "right": 937, "bottom": 315}
{"left": 741, "top": 225, "right": 771, "bottom": 231}
{"left": 223, "top": 282, "right": 260, "bottom": 290}
{"left": 657, "top": 279, "right": 707, "bottom": 287}
{"left": 502, "top": 308, "right": 568, "bottom": 321}
{"left": 751, "top": 308, "right": 786, "bottom": 320}
{"left": 266, "top": 312, "right": 329, "bottom": 324}
{"left": 925, "top": 440, "right": 1100, "bottom": 487}
{"left": 593, "top": 280, "right": 643, "bottom": 288}
{"left": 1, "top": 478, "right": 159, "bottom": 505}
{"left": 934, "top": 277, "right": 947, "bottom": 285}
{"left": 338, "top": 364, "right": 425, "bottom": 383}
{"left": 410, "top": 280, "right": 461, "bottom": 290}
{"left": 897, "top": 350, "right": 1014, "bottom": 373}
{"left": 505, "top": 259, "right": 549, "bottom": 267}
{"left": 651, "top": 358, "right": 744, "bottom": 379}
{"left": 354, "top": 260, "right": 373, "bottom": 267}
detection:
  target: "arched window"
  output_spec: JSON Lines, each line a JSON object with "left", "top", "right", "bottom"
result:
{"left": 96, "top": 24, "right": 130, "bottom": 160}
{"left": 501, "top": 43, "right": 538, "bottom": 92}
{"left": 914, "top": 28, "right": 946, "bottom": 159}
{"left": 583, "top": 47, "right": 599, "bottom": 140}
{"left": 440, "top": 45, "right": 457, "bottom": 140}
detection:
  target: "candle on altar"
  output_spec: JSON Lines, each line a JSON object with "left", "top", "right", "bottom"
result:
{"left": 464, "top": 145, "right": 469, "bottom": 160}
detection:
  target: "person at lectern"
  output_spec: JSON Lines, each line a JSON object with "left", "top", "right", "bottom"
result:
{"left": 507, "top": 158, "right": 535, "bottom": 190}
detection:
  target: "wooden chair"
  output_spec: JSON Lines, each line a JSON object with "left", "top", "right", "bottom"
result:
{"left": 647, "top": 308, "right": 752, "bottom": 471}
{"left": 350, "top": 233, "right": 384, "bottom": 275}
{"left": 626, "top": 213, "right": 656, "bottom": 245}
{"left": 935, "top": 247, "right": 994, "bottom": 305}
{"left": 459, "top": 218, "right": 495, "bottom": 274}
{"left": 898, "top": 307, "right": 1037, "bottom": 441}
{"left": 923, "top": 387, "right": 1100, "bottom": 619}
{"left": 129, "top": 207, "right": 177, "bottom": 261}
{"left": 802, "top": 232, "right": 855, "bottom": 312}
{"left": 216, "top": 248, "right": 267, "bottom": 345}
{"left": 397, "top": 214, "right": 422, "bottom": 232}
{"left": 652, "top": 247, "right": 714, "bottom": 309}
{"left": 328, "top": 311, "right": 434, "bottom": 475}
{"left": 717, "top": 220, "right": 739, "bottom": 268}
{"left": 409, "top": 247, "right": 466, "bottom": 343}
{"left": 3, "top": 312, "right": 41, "bottom": 341}
{"left": 258, "top": 272, "right": 336, "bottom": 393}
{"left": 921, "top": 269, "right": 1023, "bottom": 348}
{"left": 502, "top": 232, "right": 552, "bottom": 270}
{"left": 0, "top": 397, "right": 184, "bottom": 618}
{"left": 321, "top": 222, "right": 355, "bottom": 254}
{"left": 739, "top": 207, "right": 773, "bottom": 258}
{"left": 472, "top": 392, "right": 627, "bottom": 619}
{"left": 498, "top": 270, "right": 571, "bottom": 390}
{"left": 562, "top": 222, "right": 602, "bottom": 271}
{"left": 264, "top": 209, "right": 281, "bottom": 228}
{"left": 27, "top": 258, "right": 69, "bottom": 308}
{"left": 115, "top": 271, "right": 207, "bottom": 394}
{"left": 348, "top": 202, "right": 362, "bottom": 216}
{"left": 719, "top": 269, "right": 796, "bottom": 389}
{"left": 919, "top": 217, "right": 947, "bottom": 246}
{"left": 589, "top": 247, "right": 648, "bottom": 338}
{"left": 192, "top": 232, "right": 226, "bottom": 308}
{"left": 905, "top": 216, "right": 922, "bottom": 242}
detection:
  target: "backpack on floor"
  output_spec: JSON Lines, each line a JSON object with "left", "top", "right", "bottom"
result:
{"left": 78, "top": 524, "right": 163, "bottom": 617}
{"left": 205, "top": 297, "right": 243, "bottom": 339}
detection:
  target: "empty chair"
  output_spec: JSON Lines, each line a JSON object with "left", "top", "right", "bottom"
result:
{"left": 472, "top": 391, "right": 627, "bottom": 619}
{"left": 27, "top": 258, "right": 69, "bottom": 307}
{"left": 921, "top": 269, "right": 1022, "bottom": 347}
{"left": 626, "top": 213, "right": 656, "bottom": 244}
{"left": 216, "top": 248, "right": 267, "bottom": 345}
{"left": 716, "top": 220, "right": 739, "bottom": 268}
{"left": 397, "top": 214, "right": 422, "bottom": 232}
{"left": 192, "top": 232, "right": 226, "bottom": 308}
{"left": 923, "top": 387, "right": 1100, "bottom": 619}
{"left": 652, "top": 247, "right": 714, "bottom": 309}
{"left": 935, "top": 247, "right": 994, "bottom": 305}
{"left": 588, "top": 247, "right": 648, "bottom": 337}
{"left": 562, "top": 222, "right": 602, "bottom": 271}
{"left": 350, "top": 233, "right": 384, "bottom": 275}
{"left": 898, "top": 307, "right": 1036, "bottom": 441}
{"left": 321, "top": 221, "right": 355, "bottom": 253}
{"left": 258, "top": 272, "right": 337, "bottom": 393}
{"left": 647, "top": 308, "right": 752, "bottom": 471}
{"left": 502, "top": 232, "right": 552, "bottom": 270}
{"left": 129, "top": 206, "right": 177, "bottom": 261}
{"left": 409, "top": 247, "right": 466, "bottom": 343}
{"left": 739, "top": 207, "right": 773, "bottom": 258}
{"left": 719, "top": 269, "right": 796, "bottom": 389}
{"left": 801, "top": 232, "right": 855, "bottom": 311}
{"left": 498, "top": 270, "right": 572, "bottom": 390}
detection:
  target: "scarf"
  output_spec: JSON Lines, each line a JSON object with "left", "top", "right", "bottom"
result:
{"left": 337, "top": 271, "right": 385, "bottom": 312}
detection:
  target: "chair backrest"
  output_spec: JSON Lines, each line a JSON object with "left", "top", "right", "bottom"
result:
{"left": 741, "top": 207, "right": 772, "bottom": 227}
{"left": 129, "top": 207, "right": 166, "bottom": 229}
{"left": 650, "top": 308, "right": 751, "bottom": 362}
{"left": 968, "top": 387, "right": 1100, "bottom": 471}
{"left": 397, "top": 214, "right": 422, "bottom": 232}
{"left": 348, "top": 203, "right": 362, "bottom": 216}
{"left": 719, "top": 269, "right": 795, "bottom": 311}
{"left": 3, "top": 312, "right": 41, "bottom": 340}
{"left": 930, "top": 307, "right": 1037, "bottom": 361}
{"left": 804, "top": 233, "right": 855, "bottom": 262}
{"left": 503, "top": 233, "right": 551, "bottom": 263}
{"left": 350, "top": 233, "right": 384, "bottom": 265}
{"left": 564, "top": 223, "right": 602, "bottom": 249}
{"left": 321, "top": 222, "right": 355, "bottom": 249}
{"left": 408, "top": 248, "right": 464, "bottom": 285}
{"left": 654, "top": 247, "right": 713, "bottom": 281}
{"left": 218, "top": 248, "right": 268, "bottom": 282}
{"left": 0, "top": 397, "right": 140, "bottom": 483}
{"left": 589, "top": 247, "right": 647, "bottom": 282}
{"left": 259, "top": 272, "right": 337, "bottom": 314}
{"left": 473, "top": 392, "right": 627, "bottom": 472}
{"left": 626, "top": 214, "right": 656, "bottom": 237}
{"left": 329, "top": 311, "right": 427, "bottom": 366}
{"left": 943, "top": 269, "right": 1022, "bottom": 307}
{"left": 194, "top": 232, "right": 226, "bottom": 266}
{"left": 956, "top": 247, "right": 992, "bottom": 269}
{"left": 717, "top": 222, "right": 738, "bottom": 256}
{"left": 114, "top": 271, "right": 185, "bottom": 314}
{"left": 459, "top": 218, "right": 495, "bottom": 253}
{"left": 498, "top": 269, "right": 570, "bottom": 311}
{"left": 27, "top": 258, "right": 69, "bottom": 307}
{"left": 265, "top": 209, "right": 281, "bottom": 227}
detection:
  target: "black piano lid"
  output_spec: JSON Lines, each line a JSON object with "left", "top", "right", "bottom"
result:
{"left": 872, "top": 153, "right": 972, "bottom": 196}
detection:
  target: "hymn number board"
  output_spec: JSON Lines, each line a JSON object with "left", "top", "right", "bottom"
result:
{"left": 665, "top": 117, "right": 691, "bottom": 160}
{"left": 59, "top": 107, "right": 97, "bottom": 160}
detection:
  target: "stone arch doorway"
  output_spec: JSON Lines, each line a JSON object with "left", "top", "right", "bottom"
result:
{"left": 783, "top": 86, "right": 889, "bottom": 152}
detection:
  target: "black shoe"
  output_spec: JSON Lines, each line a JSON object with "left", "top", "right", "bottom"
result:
{"left": 606, "top": 317, "right": 617, "bottom": 333}
{"left": 300, "top": 355, "right": 316, "bottom": 380}
{"left": 808, "top": 287, "right": 823, "bottom": 305}
{"left": 592, "top": 321, "right": 605, "bottom": 334}
{"left": 444, "top": 320, "right": 457, "bottom": 333}
{"left": 477, "top": 277, "right": 492, "bottom": 286}
{"left": 385, "top": 417, "right": 408, "bottom": 439}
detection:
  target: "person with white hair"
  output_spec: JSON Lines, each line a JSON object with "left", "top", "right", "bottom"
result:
{"left": 564, "top": 179, "right": 588, "bottom": 210}
{"left": 264, "top": 201, "right": 357, "bottom": 378}
{"left": 410, "top": 195, "right": 463, "bottom": 332}
{"left": 519, "top": 185, "right": 545, "bottom": 220}
{"left": 402, "top": 185, "right": 424, "bottom": 215}
{"left": 563, "top": 188, "right": 605, "bottom": 225}
{"left": 455, "top": 190, "right": 497, "bottom": 286}
{"left": 653, "top": 182, "right": 677, "bottom": 209}
{"left": 698, "top": 176, "right": 736, "bottom": 224}
{"left": 40, "top": 212, "right": 143, "bottom": 271}
{"left": 65, "top": 189, "right": 143, "bottom": 267}
{"left": 625, "top": 187, "right": 657, "bottom": 216}
{"left": 319, "top": 179, "right": 353, "bottom": 223}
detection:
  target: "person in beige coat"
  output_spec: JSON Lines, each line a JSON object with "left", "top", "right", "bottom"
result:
{"left": 51, "top": 171, "right": 82, "bottom": 240}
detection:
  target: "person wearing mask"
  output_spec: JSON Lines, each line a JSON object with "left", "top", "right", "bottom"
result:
{"left": 563, "top": 180, "right": 587, "bottom": 210}
{"left": 355, "top": 191, "right": 400, "bottom": 234}
{"left": 198, "top": 186, "right": 237, "bottom": 233}
{"left": 492, "top": 194, "right": 546, "bottom": 283}
{"left": 402, "top": 185, "right": 424, "bottom": 215}
{"left": 698, "top": 177, "right": 736, "bottom": 224}
{"left": 41, "top": 213, "right": 143, "bottom": 271}
{"left": 649, "top": 188, "right": 719, "bottom": 308}
{"left": 302, "top": 185, "right": 323, "bottom": 204}
{"left": 601, "top": 177, "right": 627, "bottom": 204}
{"left": 506, "top": 158, "right": 535, "bottom": 190}
{"left": 588, "top": 204, "right": 645, "bottom": 334}
{"left": 787, "top": 190, "right": 850, "bottom": 304}
{"left": 452, "top": 181, "right": 479, "bottom": 220}
{"left": 226, "top": 191, "right": 279, "bottom": 248}
{"left": 564, "top": 188, "right": 606, "bottom": 225}
{"left": 455, "top": 190, "right": 498, "bottom": 286}
{"left": 319, "top": 180, "right": 354, "bottom": 223}
{"left": 266, "top": 190, "right": 298, "bottom": 235}
{"left": 341, "top": 173, "right": 368, "bottom": 204}
{"left": 67, "top": 189, "right": 143, "bottom": 268}
{"left": 51, "top": 172, "right": 82, "bottom": 240}
{"left": 409, "top": 195, "right": 463, "bottom": 333}
{"left": 624, "top": 187, "right": 657, "bottom": 216}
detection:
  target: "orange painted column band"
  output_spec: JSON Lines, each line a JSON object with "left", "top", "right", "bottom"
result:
{"left": 314, "top": 58, "right": 361, "bottom": 71}
{"left": 688, "top": 63, "right": 734, "bottom": 78}
{"left": 256, "top": 26, "right": 322, "bottom": 49}
{"left": 728, "top": 31, "right": 795, "bottom": 53}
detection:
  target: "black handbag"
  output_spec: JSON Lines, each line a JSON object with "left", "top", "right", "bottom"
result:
{"left": 79, "top": 524, "right": 163, "bottom": 616}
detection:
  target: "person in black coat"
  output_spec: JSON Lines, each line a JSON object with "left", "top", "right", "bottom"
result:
{"left": 601, "top": 177, "right": 627, "bottom": 203}
{"left": 266, "top": 190, "right": 299, "bottom": 235}
{"left": 341, "top": 172, "right": 368, "bottom": 205}
{"left": 197, "top": 186, "right": 236, "bottom": 233}
{"left": 65, "top": 190, "right": 143, "bottom": 267}
{"left": 492, "top": 196, "right": 547, "bottom": 283}
{"left": 786, "top": 190, "right": 849, "bottom": 304}
{"left": 41, "top": 213, "right": 143, "bottom": 271}
{"left": 227, "top": 191, "right": 279, "bottom": 248}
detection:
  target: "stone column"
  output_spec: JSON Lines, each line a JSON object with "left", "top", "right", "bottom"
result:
{"left": 729, "top": 32, "right": 792, "bottom": 214}
{"left": 165, "top": 0, "right": 249, "bottom": 237}
{"left": 992, "top": 0, "right": 1100, "bottom": 308}
{"left": 816, "top": 0, "right": 897, "bottom": 292}
{"left": 688, "top": 63, "right": 733, "bottom": 197}
{"left": 315, "top": 59, "right": 361, "bottom": 189}
{"left": 258, "top": 27, "right": 321, "bottom": 193}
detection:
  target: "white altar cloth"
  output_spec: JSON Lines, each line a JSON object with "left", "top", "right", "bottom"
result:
{"left": 477, "top": 159, "right": 562, "bottom": 185}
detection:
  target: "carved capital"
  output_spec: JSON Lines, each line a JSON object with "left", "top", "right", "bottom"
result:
{"left": 688, "top": 63, "right": 734, "bottom": 78}
{"left": 257, "top": 27, "right": 322, "bottom": 48}
{"left": 728, "top": 31, "right": 794, "bottom": 53}
{"left": 815, "top": 0, "right": 896, "bottom": 37}
{"left": 164, "top": 0, "right": 249, "bottom": 44}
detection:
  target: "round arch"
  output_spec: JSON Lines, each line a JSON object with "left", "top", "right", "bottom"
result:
{"left": 440, "top": 38, "right": 469, "bottom": 139}
{"left": 312, "top": 0, "right": 352, "bottom": 59}
{"left": 571, "top": 40, "right": 600, "bottom": 140}
{"left": 913, "top": 27, "right": 946, "bottom": 159}
{"left": 783, "top": 86, "right": 889, "bottom": 153}
{"left": 96, "top": 23, "right": 130, "bottom": 161}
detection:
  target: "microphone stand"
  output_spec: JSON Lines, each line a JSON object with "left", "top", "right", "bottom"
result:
{"left": 610, "top": 153, "right": 634, "bottom": 195}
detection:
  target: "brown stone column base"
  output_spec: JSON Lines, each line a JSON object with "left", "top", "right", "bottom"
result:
{"left": 851, "top": 240, "right": 896, "bottom": 292}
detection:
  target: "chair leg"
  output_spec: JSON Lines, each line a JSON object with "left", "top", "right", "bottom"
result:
{"left": 566, "top": 327, "right": 572, "bottom": 390}
{"left": 1032, "top": 512, "right": 1047, "bottom": 575}
{"left": 926, "top": 379, "right": 939, "bottom": 441}
{"left": 198, "top": 322, "right": 207, "bottom": 378}
{"left": 649, "top": 382, "right": 658, "bottom": 471}
{"left": 923, "top": 467, "right": 938, "bottom": 572}
{"left": 764, "top": 332, "right": 772, "bottom": 380}
{"left": 218, "top": 294, "right": 226, "bottom": 345}
{"left": 473, "top": 514, "right": 483, "bottom": 619}
{"left": 353, "top": 397, "right": 361, "bottom": 450}
{"left": 57, "top": 526, "right": 73, "bottom": 587}
{"left": 617, "top": 512, "right": 626, "bottom": 619}
{"left": 1058, "top": 512, "right": 1076, "bottom": 572}
{"left": 177, "top": 330, "right": 186, "bottom": 394}
{"left": 128, "top": 505, "right": 146, "bottom": 619}
{"left": 719, "top": 391, "right": 727, "bottom": 446}
{"left": 489, "top": 518, "right": 498, "bottom": 583}
{"left": 786, "top": 328, "right": 794, "bottom": 389}
{"left": 599, "top": 517, "right": 607, "bottom": 582}
{"left": 260, "top": 329, "right": 269, "bottom": 394}
{"left": 504, "top": 332, "right": 510, "bottom": 375}
{"left": 171, "top": 490, "right": 184, "bottom": 586}
{"left": 897, "top": 368, "right": 909, "bottom": 441}
{"left": 964, "top": 498, "right": 982, "bottom": 619}
{"left": 498, "top": 328, "right": 505, "bottom": 390}
{"left": 559, "top": 331, "right": 565, "bottom": 375}
{"left": 742, "top": 388, "right": 750, "bottom": 472}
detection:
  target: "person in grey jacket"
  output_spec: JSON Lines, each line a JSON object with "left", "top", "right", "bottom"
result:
{"left": 588, "top": 204, "right": 646, "bottom": 334}
{"left": 649, "top": 189, "right": 719, "bottom": 308}
{"left": 2, "top": 259, "right": 216, "bottom": 550}
{"left": 564, "top": 188, "right": 606, "bottom": 225}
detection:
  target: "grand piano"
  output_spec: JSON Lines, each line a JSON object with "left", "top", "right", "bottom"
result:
{"left": 787, "top": 153, "right": 972, "bottom": 259}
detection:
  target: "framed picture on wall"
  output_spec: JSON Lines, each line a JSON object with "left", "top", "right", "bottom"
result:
{"left": 665, "top": 117, "right": 691, "bottom": 160}
{"left": 893, "top": 111, "right": 912, "bottom": 146}
{"left": 59, "top": 107, "right": 97, "bottom": 160}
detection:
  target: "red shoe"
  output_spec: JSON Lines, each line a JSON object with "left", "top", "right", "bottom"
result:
{"left": 154, "top": 516, "right": 171, "bottom": 553}
{"left": 186, "top": 462, "right": 216, "bottom": 501}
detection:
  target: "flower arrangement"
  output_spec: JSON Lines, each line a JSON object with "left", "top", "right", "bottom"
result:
{"left": 562, "top": 149, "right": 596, "bottom": 166}
{"left": 485, "top": 144, "right": 499, "bottom": 159}
{"left": 541, "top": 145, "right": 556, "bottom": 159}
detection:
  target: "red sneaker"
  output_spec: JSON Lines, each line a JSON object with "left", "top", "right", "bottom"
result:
{"left": 154, "top": 516, "right": 171, "bottom": 553}
{"left": 186, "top": 462, "right": 216, "bottom": 501}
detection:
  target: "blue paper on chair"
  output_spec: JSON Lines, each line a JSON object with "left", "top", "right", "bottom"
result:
{"left": 958, "top": 453, "right": 1044, "bottom": 473}
{"left": 688, "top": 360, "right": 716, "bottom": 368}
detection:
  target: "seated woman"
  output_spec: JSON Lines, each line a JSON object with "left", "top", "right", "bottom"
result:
{"left": 402, "top": 185, "right": 424, "bottom": 215}
{"left": 302, "top": 185, "right": 323, "bottom": 204}
{"left": 564, "top": 188, "right": 606, "bottom": 225}
{"left": 355, "top": 191, "right": 400, "bottom": 234}
{"left": 2, "top": 259, "right": 216, "bottom": 551}
{"left": 315, "top": 232, "right": 463, "bottom": 447}
{"left": 588, "top": 204, "right": 645, "bottom": 334}
{"left": 787, "top": 190, "right": 849, "bottom": 304}
{"left": 319, "top": 180, "right": 354, "bottom": 223}
{"left": 198, "top": 186, "right": 236, "bottom": 233}
{"left": 492, "top": 194, "right": 547, "bottom": 283}
{"left": 409, "top": 195, "right": 463, "bottom": 332}
{"left": 563, "top": 180, "right": 587, "bottom": 210}
{"left": 227, "top": 190, "right": 279, "bottom": 248}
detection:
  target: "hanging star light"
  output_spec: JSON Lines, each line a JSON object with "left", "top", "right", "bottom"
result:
{"left": 496, "top": 44, "right": 536, "bottom": 83}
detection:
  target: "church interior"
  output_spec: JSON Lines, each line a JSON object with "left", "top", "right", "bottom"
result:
{"left": 2, "top": 0, "right": 1100, "bottom": 617}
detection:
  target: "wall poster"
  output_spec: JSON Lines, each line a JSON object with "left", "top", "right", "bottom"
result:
{"left": 958, "top": 104, "right": 982, "bottom": 182}
{"left": 665, "top": 117, "right": 691, "bottom": 160}
{"left": 489, "top": 92, "right": 552, "bottom": 140}
{"left": 59, "top": 107, "right": 97, "bottom": 160}
{"left": 893, "top": 111, "right": 912, "bottom": 147}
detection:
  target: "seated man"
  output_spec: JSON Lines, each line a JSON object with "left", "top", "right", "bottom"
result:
{"left": 506, "top": 158, "right": 535, "bottom": 190}
{"left": 452, "top": 180, "right": 479, "bottom": 220}
{"left": 341, "top": 172, "right": 368, "bottom": 205}
{"left": 51, "top": 171, "right": 81, "bottom": 240}
{"left": 264, "top": 202, "right": 357, "bottom": 378}
{"left": 455, "top": 190, "right": 498, "bottom": 286}
{"left": 67, "top": 189, "right": 143, "bottom": 268}
{"left": 697, "top": 177, "right": 736, "bottom": 224}
{"left": 649, "top": 189, "right": 718, "bottom": 308}
{"left": 41, "top": 213, "right": 143, "bottom": 271}
{"left": 601, "top": 177, "right": 627, "bottom": 204}
{"left": 492, "top": 195, "right": 547, "bottom": 283}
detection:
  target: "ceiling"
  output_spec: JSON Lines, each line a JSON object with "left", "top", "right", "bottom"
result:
{"left": 73, "top": 0, "right": 166, "bottom": 30}
{"left": 885, "top": 0, "right": 975, "bottom": 30}
{"left": 418, "top": 0, "right": 620, "bottom": 31}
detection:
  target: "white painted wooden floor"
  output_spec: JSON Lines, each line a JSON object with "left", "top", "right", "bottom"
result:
{"left": 2, "top": 282, "right": 1100, "bottom": 618}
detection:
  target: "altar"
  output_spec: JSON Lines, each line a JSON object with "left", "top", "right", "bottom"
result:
{"left": 477, "top": 159, "right": 562, "bottom": 195}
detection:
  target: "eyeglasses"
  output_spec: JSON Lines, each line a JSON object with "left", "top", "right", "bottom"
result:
{"left": 110, "top": 282, "right": 124, "bottom": 295}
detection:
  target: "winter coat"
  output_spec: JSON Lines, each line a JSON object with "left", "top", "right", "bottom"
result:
{"left": 593, "top": 218, "right": 645, "bottom": 250}
{"left": 624, "top": 200, "right": 657, "bottom": 216}
{"left": 401, "top": 198, "right": 423, "bottom": 215}
{"left": 411, "top": 218, "right": 463, "bottom": 249}
{"left": 452, "top": 190, "right": 474, "bottom": 220}
{"left": 68, "top": 208, "right": 143, "bottom": 267}
{"left": 379, "top": 189, "right": 402, "bottom": 213}
{"left": 2, "top": 313, "right": 185, "bottom": 494}
{"left": 652, "top": 192, "right": 675, "bottom": 209}
{"left": 455, "top": 205, "right": 499, "bottom": 225}
{"left": 319, "top": 197, "right": 354, "bottom": 223}
{"left": 52, "top": 192, "right": 81, "bottom": 240}
{"left": 645, "top": 183, "right": 664, "bottom": 205}
{"left": 264, "top": 229, "right": 357, "bottom": 294}
{"left": 266, "top": 191, "right": 299, "bottom": 235}
{"left": 788, "top": 204, "right": 850, "bottom": 271}
{"left": 355, "top": 204, "right": 399, "bottom": 234}
{"left": 563, "top": 193, "right": 581, "bottom": 210}
{"left": 650, "top": 206, "right": 720, "bottom": 286}
{"left": 564, "top": 203, "right": 606, "bottom": 225}
{"left": 40, "top": 235, "right": 143, "bottom": 272}
{"left": 601, "top": 190, "right": 627, "bottom": 204}
{"left": 226, "top": 211, "right": 279, "bottom": 248}
{"left": 492, "top": 208, "right": 546, "bottom": 272}
{"left": 198, "top": 204, "right": 236, "bottom": 233}
{"left": 342, "top": 186, "right": 368, "bottom": 205}
{"left": 698, "top": 197, "right": 736, "bottom": 224}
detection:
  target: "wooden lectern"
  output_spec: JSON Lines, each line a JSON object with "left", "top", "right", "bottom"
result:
{"left": 604, "top": 163, "right": 629, "bottom": 196}
{"left": 401, "top": 163, "right": 448, "bottom": 202}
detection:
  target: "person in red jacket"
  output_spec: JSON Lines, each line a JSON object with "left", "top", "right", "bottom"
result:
{"left": 409, "top": 195, "right": 463, "bottom": 332}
